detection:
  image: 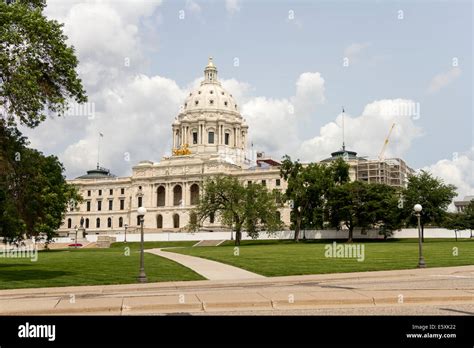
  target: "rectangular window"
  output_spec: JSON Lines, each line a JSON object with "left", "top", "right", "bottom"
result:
{"left": 121, "top": 188, "right": 125, "bottom": 195}
{"left": 109, "top": 189, "right": 113, "bottom": 195}
{"left": 97, "top": 201, "right": 102, "bottom": 211}
{"left": 120, "top": 199, "right": 125, "bottom": 210}
{"left": 109, "top": 200, "right": 113, "bottom": 210}
{"left": 193, "top": 132, "right": 198, "bottom": 144}
{"left": 86, "top": 201, "right": 91, "bottom": 212}
{"left": 276, "top": 179, "right": 281, "bottom": 186}
{"left": 208, "top": 132, "right": 214, "bottom": 144}
{"left": 225, "top": 133, "right": 230, "bottom": 145}
{"left": 98, "top": 189, "right": 102, "bottom": 196}
{"left": 138, "top": 196, "right": 142, "bottom": 207}
{"left": 261, "top": 180, "right": 266, "bottom": 186}
{"left": 87, "top": 190, "right": 91, "bottom": 197}
{"left": 275, "top": 191, "right": 282, "bottom": 204}
{"left": 247, "top": 181, "right": 252, "bottom": 186}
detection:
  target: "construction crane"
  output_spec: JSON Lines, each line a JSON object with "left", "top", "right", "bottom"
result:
{"left": 378, "top": 123, "right": 396, "bottom": 161}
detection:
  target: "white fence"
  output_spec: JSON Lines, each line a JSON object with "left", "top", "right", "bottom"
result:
{"left": 49, "top": 228, "right": 472, "bottom": 244}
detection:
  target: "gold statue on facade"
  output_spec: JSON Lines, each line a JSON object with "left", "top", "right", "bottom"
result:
{"left": 173, "top": 143, "right": 192, "bottom": 156}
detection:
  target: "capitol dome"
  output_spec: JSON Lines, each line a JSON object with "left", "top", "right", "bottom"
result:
{"left": 182, "top": 57, "right": 240, "bottom": 115}
{"left": 171, "top": 57, "right": 248, "bottom": 159}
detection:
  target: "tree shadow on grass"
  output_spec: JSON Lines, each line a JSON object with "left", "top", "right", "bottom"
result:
{"left": 0, "top": 263, "right": 34, "bottom": 268}
{"left": 0, "top": 269, "right": 73, "bottom": 282}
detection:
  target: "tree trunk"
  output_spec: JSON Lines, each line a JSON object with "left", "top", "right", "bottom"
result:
{"left": 294, "top": 213, "right": 301, "bottom": 242}
{"left": 235, "top": 229, "right": 241, "bottom": 246}
{"left": 347, "top": 226, "right": 353, "bottom": 243}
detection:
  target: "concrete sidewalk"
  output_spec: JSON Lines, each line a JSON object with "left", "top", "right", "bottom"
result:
{"left": 146, "top": 248, "right": 265, "bottom": 280}
{"left": 0, "top": 266, "right": 472, "bottom": 315}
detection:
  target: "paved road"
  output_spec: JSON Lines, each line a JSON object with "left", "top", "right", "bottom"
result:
{"left": 0, "top": 266, "right": 472, "bottom": 315}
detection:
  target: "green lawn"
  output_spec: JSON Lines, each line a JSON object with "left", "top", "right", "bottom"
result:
{"left": 170, "top": 238, "right": 474, "bottom": 277}
{"left": 0, "top": 241, "right": 203, "bottom": 290}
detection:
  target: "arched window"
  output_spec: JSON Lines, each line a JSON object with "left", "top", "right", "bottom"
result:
{"left": 225, "top": 132, "right": 230, "bottom": 145}
{"left": 208, "top": 131, "right": 214, "bottom": 144}
{"left": 173, "top": 185, "right": 182, "bottom": 206}
{"left": 190, "top": 212, "right": 197, "bottom": 225}
{"left": 96, "top": 218, "right": 100, "bottom": 228}
{"left": 67, "top": 218, "right": 72, "bottom": 229}
{"left": 157, "top": 186, "right": 165, "bottom": 207}
{"left": 210, "top": 212, "right": 215, "bottom": 224}
{"left": 85, "top": 218, "right": 89, "bottom": 229}
{"left": 190, "top": 184, "right": 199, "bottom": 205}
{"left": 119, "top": 217, "right": 123, "bottom": 228}
{"left": 275, "top": 211, "right": 281, "bottom": 222}
{"left": 173, "top": 214, "right": 180, "bottom": 228}
{"left": 107, "top": 217, "right": 112, "bottom": 228}
{"left": 156, "top": 214, "right": 163, "bottom": 229}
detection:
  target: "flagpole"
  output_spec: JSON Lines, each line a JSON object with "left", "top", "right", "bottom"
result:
{"left": 342, "top": 106, "right": 345, "bottom": 151}
{"left": 97, "top": 132, "right": 102, "bottom": 169}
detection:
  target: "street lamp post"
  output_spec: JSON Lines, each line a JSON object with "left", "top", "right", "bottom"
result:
{"left": 137, "top": 207, "right": 148, "bottom": 283}
{"left": 124, "top": 223, "right": 128, "bottom": 243}
{"left": 414, "top": 204, "right": 426, "bottom": 268}
{"left": 74, "top": 225, "right": 78, "bottom": 248}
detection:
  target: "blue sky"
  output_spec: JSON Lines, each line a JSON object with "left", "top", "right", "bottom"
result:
{"left": 25, "top": 0, "right": 472, "bottom": 198}
{"left": 148, "top": 0, "right": 472, "bottom": 167}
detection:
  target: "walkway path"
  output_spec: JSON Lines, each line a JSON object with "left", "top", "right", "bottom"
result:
{"left": 146, "top": 248, "right": 265, "bottom": 280}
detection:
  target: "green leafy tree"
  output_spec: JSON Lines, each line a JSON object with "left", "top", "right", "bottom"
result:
{"left": 442, "top": 212, "right": 468, "bottom": 241}
{"left": 0, "top": 122, "right": 82, "bottom": 243}
{"left": 463, "top": 200, "right": 474, "bottom": 238}
{"left": 402, "top": 170, "right": 457, "bottom": 241}
{"left": 367, "top": 183, "right": 403, "bottom": 239}
{"left": 188, "top": 176, "right": 281, "bottom": 245}
{"left": 327, "top": 181, "right": 402, "bottom": 242}
{"left": 280, "top": 155, "right": 349, "bottom": 242}
{"left": 0, "top": 0, "right": 87, "bottom": 128}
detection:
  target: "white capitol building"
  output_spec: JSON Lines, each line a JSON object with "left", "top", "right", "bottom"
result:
{"left": 60, "top": 58, "right": 291, "bottom": 235}
{"left": 60, "top": 58, "right": 413, "bottom": 236}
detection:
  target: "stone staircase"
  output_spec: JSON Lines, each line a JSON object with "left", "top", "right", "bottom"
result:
{"left": 193, "top": 240, "right": 226, "bottom": 247}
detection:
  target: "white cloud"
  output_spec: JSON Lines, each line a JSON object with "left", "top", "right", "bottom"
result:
{"left": 23, "top": 0, "right": 167, "bottom": 178}
{"left": 241, "top": 72, "right": 326, "bottom": 158}
{"left": 225, "top": 0, "right": 240, "bottom": 15}
{"left": 427, "top": 67, "right": 461, "bottom": 94}
{"left": 185, "top": 0, "right": 202, "bottom": 14}
{"left": 291, "top": 72, "right": 325, "bottom": 115}
{"left": 59, "top": 75, "right": 185, "bottom": 177}
{"left": 421, "top": 148, "right": 474, "bottom": 202}
{"left": 344, "top": 42, "right": 370, "bottom": 64}
{"left": 297, "top": 99, "right": 423, "bottom": 162}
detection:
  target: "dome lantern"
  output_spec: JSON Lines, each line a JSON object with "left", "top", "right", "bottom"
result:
{"left": 203, "top": 56, "right": 218, "bottom": 84}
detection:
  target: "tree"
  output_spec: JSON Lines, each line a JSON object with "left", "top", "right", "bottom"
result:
{"left": 188, "top": 176, "right": 281, "bottom": 245}
{"left": 0, "top": 0, "right": 87, "bottom": 128}
{"left": 463, "top": 200, "right": 474, "bottom": 238}
{"left": 402, "top": 170, "right": 457, "bottom": 241}
{"left": 442, "top": 212, "right": 468, "bottom": 241}
{"left": 367, "top": 183, "right": 403, "bottom": 239}
{"left": 327, "top": 181, "right": 402, "bottom": 242}
{"left": 0, "top": 122, "right": 82, "bottom": 243}
{"left": 280, "top": 156, "right": 349, "bottom": 242}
